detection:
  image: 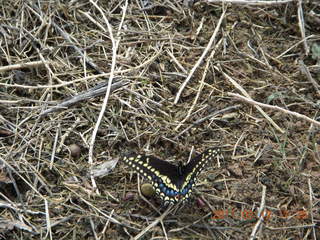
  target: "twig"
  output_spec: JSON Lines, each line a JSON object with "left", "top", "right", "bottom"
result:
{"left": 49, "top": 123, "right": 60, "bottom": 169}
{"left": 175, "top": 105, "right": 241, "bottom": 139}
{"left": 51, "top": 21, "right": 105, "bottom": 75}
{"left": 175, "top": 38, "right": 224, "bottom": 131}
{"left": 0, "top": 60, "right": 51, "bottom": 72}
{"left": 44, "top": 199, "right": 52, "bottom": 240}
{"left": 250, "top": 185, "right": 266, "bottom": 240}
{"left": 87, "top": 0, "right": 128, "bottom": 193}
{"left": 298, "top": 60, "right": 320, "bottom": 97}
{"left": 297, "top": 0, "right": 309, "bottom": 55}
{"left": 222, "top": 71, "right": 285, "bottom": 133}
{"left": 308, "top": 178, "right": 317, "bottom": 239}
{"left": 56, "top": 118, "right": 81, "bottom": 153}
{"left": 174, "top": 8, "right": 227, "bottom": 104}
{"left": 133, "top": 205, "right": 174, "bottom": 240}
{"left": 266, "top": 224, "right": 317, "bottom": 230}
{"left": 0, "top": 157, "right": 44, "bottom": 199}
{"left": 228, "top": 93, "right": 320, "bottom": 127}
{"left": 0, "top": 53, "right": 161, "bottom": 89}
{"left": 205, "top": 0, "right": 294, "bottom": 4}
{"left": 39, "top": 80, "right": 127, "bottom": 117}
{"left": 66, "top": 188, "right": 137, "bottom": 230}
{"left": 276, "top": 35, "right": 315, "bottom": 59}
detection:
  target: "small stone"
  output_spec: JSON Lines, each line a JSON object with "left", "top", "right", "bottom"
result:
{"left": 196, "top": 197, "right": 206, "bottom": 208}
{"left": 69, "top": 144, "right": 81, "bottom": 158}
{"left": 0, "top": 129, "right": 13, "bottom": 137}
{"left": 141, "top": 183, "right": 156, "bottom": 197}
{"left": 123, "top": 192, "right": 135, "bottom": 201}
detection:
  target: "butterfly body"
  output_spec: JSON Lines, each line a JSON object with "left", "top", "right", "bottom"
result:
{"left": 123, "top": 148, "right": 220, "bottom": 204}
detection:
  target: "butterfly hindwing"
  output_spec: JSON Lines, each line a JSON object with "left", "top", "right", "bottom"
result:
{"left": 123, "top": 154, "right": 181, "bottom": 203}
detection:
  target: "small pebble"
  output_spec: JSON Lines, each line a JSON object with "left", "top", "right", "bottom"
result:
{"left": 196, "top": 197, "right": 206, "bottom": 208}
{"left": 124, "top": 192, "right": 135, "bottom": 201}
{"left": 141, "top": 183, "right": 155, "bottom": 197}
{"left": 69, "top": 144, "right": 81, "bottom": 158}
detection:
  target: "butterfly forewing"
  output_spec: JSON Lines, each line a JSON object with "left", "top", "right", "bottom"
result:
{"left": 123, "top": 154, "right": 178, "bottom": 182}
{"left": 180, "top": 148, "right": 220, "bottom": 191}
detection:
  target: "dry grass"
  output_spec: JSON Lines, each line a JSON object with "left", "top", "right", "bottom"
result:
{"left": 1, "top": 0, "right": 320, "bottom": 239}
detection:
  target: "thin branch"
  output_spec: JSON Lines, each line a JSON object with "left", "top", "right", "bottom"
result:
{"left": 0, "top": 53, "right": 161, "bottom": 89}
{"left": 308, "top": 178, "right": 317, "bottom": 239}
{"left": 39, "top": 80, "right": 127, "bottom": 117}
{"left": 175, "top": 38, "right": 224, "bottom": 131}
{"left": 228, "top": 93, "right": 320, "bottom": 127}
{"left": 87, "top": 0, "right": 128, "bottom": 192}
{"left": 51, "top": 22, "right": 104, "bottom": 75}
{"left": 205, "top": 0, "right": 294, "bottom": 5}
{"left": 297, "top": 0, "right": 309, "bottom": 55}
{"left": 175, "top": 105, "right": 241, "bottom": 139}
{"left": 0, "top": 60, "right": 51, "bottom": 72}
{"left": 298, "top": 60, "right": 320, "bottom": 97}
{"left": 250, "top": 185, "right": 267, "bottom": 240}
{"left": 222, "top": 71, "right": 285, "bottom": 133}
{"left": 174, "top": 8, "right": 227, "bottom": 104}
{"left": 133, "top": 205, "right": 174, "bottom": 240}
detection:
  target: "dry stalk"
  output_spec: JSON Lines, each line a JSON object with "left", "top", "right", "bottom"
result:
{"left": 0, "top": 60, "right": 52, "bottom": 72}
{"left": 249, "top": 185, "right": 266, "bottom": 239}
{"left": 297, "top": 0, "right": 309, "bottom": 55}
{"left": 228, "top": 92, "right": 320, "bottom": 127}
{"left": 133, "top": 205, "right": 174, "bottom": 240}
{"left": 222, "top": 71, "right": 285, "bottom": 133}
{"left": 206, "top": 0, "right": 294, "bottom": 4}
{"left": 174, "top": 8, "right": 227, "bottom": 104}
{"left": 87, "top": 0, "right": 128, "bottom": 192}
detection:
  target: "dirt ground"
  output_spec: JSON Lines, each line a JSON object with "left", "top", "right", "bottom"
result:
{"left": 0, "top": 0, "right": 319, "bottom": 239}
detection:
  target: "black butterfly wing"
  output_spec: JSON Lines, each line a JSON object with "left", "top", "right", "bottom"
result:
{"left": 178, "top": 148, "right": 220, "bottom": 198}
{"left": 123, "top": 154, "right": 182, "bottom": 204}
{"left": 123, "top": 148, "right": 220, "bottom": 204}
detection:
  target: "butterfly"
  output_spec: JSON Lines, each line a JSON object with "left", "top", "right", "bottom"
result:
{"left": 123, "top": 148, "right": 220, "bottom": 204}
